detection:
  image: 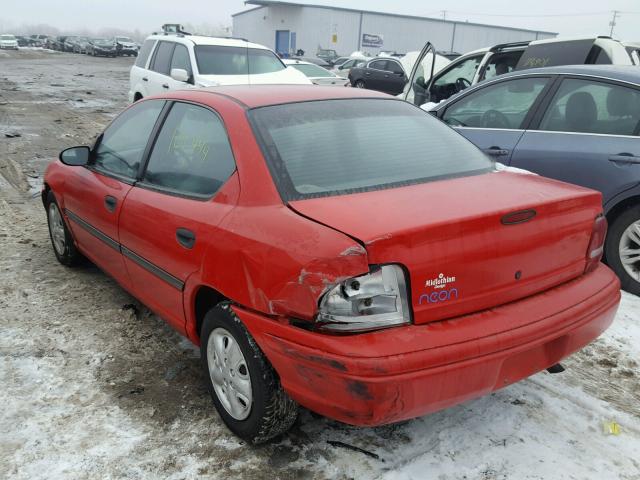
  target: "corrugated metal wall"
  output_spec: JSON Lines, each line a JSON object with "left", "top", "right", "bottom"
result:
{"left": 232, "top": 5, "right": 556, "bottom": 56}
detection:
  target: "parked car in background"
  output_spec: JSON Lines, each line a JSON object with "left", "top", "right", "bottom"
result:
{"left": 331, "top": 56, "right": 351, "bottom": 68}
{"left": 405, "top": 37, "right": 634, "bottom": 108}
{"left": 623, "top": 42, "right": 640, "bottom": 64}
{"left": 289, "top": 56, "right": 331, "bottom": 68}
{"left": 70, "top": 36, "right": 91, "bottom": 54}
{"left": 115, "top": 36, "right": 139, "bottom": 56}
{"left": 129, "top": 32, "right": 310, "bottom": 102}
{"left": 43, "top": 85, "right": 619, "bottom": 444}
{"left": 62, "top": 36, "right": 78, "bottom": 52}
{"left": 46, "top": 36, "right": 68, "bottom": 51}
{"left": 431, "top": 65, "right": 640, "bottom": 294}
{"left": 437, "top": 50, "right": 462, "bottom": 60}
{"left": 15, "top": 35, "right": 30, "bottom": 47}
{"left": 0, "top": 34, "right": 19, "bottom": 50}
{"left": 330, "top": 57, "right": 368, "bottom": 76}
{"left": 349, "top": 57, "right": 407, "bottom": 95}
{"left": 283, "top": 59, "right": 348, "bottom": 86}
{"left": 87, "top": 38, "right": 117, "bottom": 57}
{"left": 316, "top": 47, "right": 339, "bottom": 64}
{"left": 30, "top": 34, "right": 49, "bottom": 47}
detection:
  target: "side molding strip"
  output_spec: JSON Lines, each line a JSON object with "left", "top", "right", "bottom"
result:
{"left": 64, "top": 208, "right": 184, "bottom": 291}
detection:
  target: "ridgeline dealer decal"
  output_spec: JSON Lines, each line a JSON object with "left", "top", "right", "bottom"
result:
{"left": 419, "top": 273, "right": 459, "bottom": 304}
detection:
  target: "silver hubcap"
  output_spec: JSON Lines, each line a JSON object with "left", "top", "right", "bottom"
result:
{"left": 48, "top": 203, "right": 66, "bottom": 255}
{"left": 207, "top": 328, "right": 252, "bottom": 420}
{"left": 619, "top": 219, "right": 640, "bottom": 282}
{"left": 356, "top": 82, "right": 364, "bottom": 88}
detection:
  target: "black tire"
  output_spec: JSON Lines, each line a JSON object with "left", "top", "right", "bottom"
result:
{"left": 605, "top": 205, "right": 640, "bottom": 295}
{"left": 200, "top": 302, "right": 298, "bottom": 444}
{"left": 354, "top": 79, "right": 366, "bottom": 89}
{"left": 45, "top": 191, "right": 83, "bottom": 267}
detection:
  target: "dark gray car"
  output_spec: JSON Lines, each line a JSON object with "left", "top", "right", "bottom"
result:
{"left": 431, "top": 65, "right": 640, "bottom": 295}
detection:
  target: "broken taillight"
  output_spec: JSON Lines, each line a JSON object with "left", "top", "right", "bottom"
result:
{"left": 585, "top": 214, "right": 607, "bottom": 273}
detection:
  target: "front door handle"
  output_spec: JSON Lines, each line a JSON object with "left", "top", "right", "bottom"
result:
{"left": 176, "top": 228, "right": 196, "bottom": 249}
{"left": 162, "top": 83, "right": 169, "bottom": 89}
{"left": 104, "top": 195, "right": 117, "bottom": 212}
{"left": 142, "top": 77, "right": 148, "bottom": 82}
{"left": 483, "top": 146, "right": 510, "bottom": 157}
{"left": 609, "top": 153, "right": 640, "bottom": 164}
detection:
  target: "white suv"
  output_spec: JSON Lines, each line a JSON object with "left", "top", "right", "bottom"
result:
{"left": 129, "top": 33, "right": 310, "bottom": 102}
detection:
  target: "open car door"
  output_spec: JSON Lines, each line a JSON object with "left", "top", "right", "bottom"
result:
{"left": 403, "top": 42, "right": 436, "bottom": 107}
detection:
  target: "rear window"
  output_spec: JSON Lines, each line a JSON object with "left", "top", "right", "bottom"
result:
{"left": 135, "top": 39, "right": 156, "bottom": 68}
{"left": 250, "top": 99, "right": 492, "bottom": 200}
{"left": 194, "top": 46, "right": 285, "bottom": 75}
{"left": 516, "top": 39, "right": 596, "bottom": 70}
{"left": 291, "top": 63, "right": 333, "bottom": 78}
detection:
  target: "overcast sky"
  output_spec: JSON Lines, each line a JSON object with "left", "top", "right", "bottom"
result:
{"left": 1, "top": 0, "right": 639, "bottom": 39}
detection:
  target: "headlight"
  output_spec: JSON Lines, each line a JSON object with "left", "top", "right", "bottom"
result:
{"left": 317, "top": 264, "right": 411, "bottom": 332}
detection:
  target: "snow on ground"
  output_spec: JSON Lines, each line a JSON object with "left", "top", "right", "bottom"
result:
{"left": 1, "top": 49, "right": 639, "bottom": 480}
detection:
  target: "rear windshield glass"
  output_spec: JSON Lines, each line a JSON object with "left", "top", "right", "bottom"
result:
{"left": 516, "top": 39, "right": 595, "bottom": 70}
{"left": 291, "top": 63, "right": 334, "bottom": 78}
{"left": 194, "top": 46, "right": 285, "bottom": 75}
{"left": 250, "top": 99, "right": 492, "bottom": 200}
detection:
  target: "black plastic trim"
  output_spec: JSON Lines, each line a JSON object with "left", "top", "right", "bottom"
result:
{"left": 121, "top": 246, "right": 184, "bottom": 290}
{"left": 65, "top": 209, "right": 120, "bottom": 251}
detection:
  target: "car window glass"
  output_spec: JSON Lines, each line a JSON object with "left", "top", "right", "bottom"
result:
{"left": 539, "top": 78, "right": 640, "bottom": 135}
{"left": 442, "top": 77, "right": 548, "bottom": 129}
{"left": 136, "top": 39, "right": 155, "bottom": 68}
{"left": 94, "top": 101, "right": 164, "bottom": 179}
{"left": 170, "top": 44, "right": 192, "bottom": 76}
{"left": 195, "top": 46, "right": 284, "bottom": 75}
{"left": 388, "top": 61, "right": 404, "bottom": 74}
{"left": 369, "top": 60, "right": 387, "bottom": 70}
{"left": 292, "top": 63, "right": 334, "bottom": 78}
{"left": 143, "top": 103, "right": 236, "bottom": 197}
{"left": 151, "top": 41, "right": 175, "bottom": 75}
{"left": 434, "top": 55, "right": 482, "bottom": 88}
{"left": 482, "top": 51, "right": 523, "bottom": 81}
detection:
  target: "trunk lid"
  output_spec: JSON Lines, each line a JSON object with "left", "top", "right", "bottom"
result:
{"left": 289, "top": 171, "right": 603, "bottom": 324}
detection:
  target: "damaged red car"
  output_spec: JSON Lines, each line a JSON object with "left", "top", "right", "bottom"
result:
{"left": 43, "top": 85, "right": 621, "bottom": 443}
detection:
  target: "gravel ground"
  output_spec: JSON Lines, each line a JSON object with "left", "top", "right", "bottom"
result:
{"left": 1, "top": 48, "right": 639, "bottom": 480}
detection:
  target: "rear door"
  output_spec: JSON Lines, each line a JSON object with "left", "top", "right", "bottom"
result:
{"left": 63, "top": 100, "right": 165, "bottom": 288}
{"left": 363, "top": 59, "right": 389, "bottom": 91}
{"left": 384, "top": 59, "right": 407, "bottom": 95}
{"left": 510, "top": 76, "right": 640, "bottom": 204}
{"left": 439, "top": 75, "right": 553, "bottom": 162}
{"left": 118, "top": 101, "right": 238, "bottom": 334}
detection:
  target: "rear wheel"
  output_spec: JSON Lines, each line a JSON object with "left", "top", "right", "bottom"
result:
{"left": 605, "top": 205, "right": 640, "bottom": 295}
{"left": 355, "top": 79, "right": 365, "bottom": 88}
{"left": 200, "top": 303, "right": 298, "bottom": 443}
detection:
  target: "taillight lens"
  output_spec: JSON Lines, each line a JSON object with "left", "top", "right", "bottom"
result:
{"left": 317, "top": 264, "right": 411, "bottom": 332}
{"left": 585, "top": 214, "right": 607, "bottom": 273}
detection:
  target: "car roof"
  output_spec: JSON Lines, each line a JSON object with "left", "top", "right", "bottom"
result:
{"left": 167, "top": 85, "right": 392, "bottom": 109}
{"left": 494, "top": 64, "right": 640, "bottom": 85}
{"left": 146, "top": 33, "right": 269, "bottom": 50}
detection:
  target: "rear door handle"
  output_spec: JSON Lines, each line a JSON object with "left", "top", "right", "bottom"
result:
{"left": 483, "top": 147, "right": 510, "bottom": 157}
{"left": 609, "top": 153, "right": 640, "bottom": 164}
{"left": 176, "top": 228, "right": 196, "bottom": 249}
{"left": 142, "top": 77, "right": 148, "bottom": 82}
{"left": 365, "top": 72, "right": 371, "bottom": 76}
{"left": 162, "top": 83, "right": 169, "bottom": 89}
{"left": 104, "top": 195, "right": 117, "bottom": 212}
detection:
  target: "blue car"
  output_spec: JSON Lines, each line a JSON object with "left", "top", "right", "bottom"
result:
{"left": 429, "top": 65, "right": 640, "bottom": 295}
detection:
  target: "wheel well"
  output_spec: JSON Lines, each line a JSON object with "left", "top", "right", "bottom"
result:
{"left": 133, "top": 92, "right": 143, "bottom": 101}
{"left": 41, "top": 183, "right": 51, "bottom": 208}
{"left": 194, "top": 286, "right": 227, "bottom": 338}
{"left": 606, "top": 195, "right": 640, "bottom": 225}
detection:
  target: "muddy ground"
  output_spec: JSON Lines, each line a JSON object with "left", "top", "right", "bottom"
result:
{"left": 1, "top": 49, "right": 639, "bottom": 480}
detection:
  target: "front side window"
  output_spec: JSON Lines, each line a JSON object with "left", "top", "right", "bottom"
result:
{"left": 135, "top": 39, "right": 155, "bottom": 68}
{"left": 250, "top": 99, "right": 492, "bottom": 200}
{"left": 151, "top": 41, "right": 175, "bottom": 75}
{"left": 142, "top": 103, "right": 236, "bottom": 197}
{"left": 433, "top": 55, "right": 483, "bottom": 88}
{"left": 442, "top": 77, "right": 549, "bottom": 129}
{"left": 539, "top": 78, "right": 640, "bottom": 135}
{"left": 93, "top": 100, "right": 164, "bottom": 179}
{"left": 171, "top": 44, "right": 192, "bottom": 77}
{"left": 194, "top": 46, "right": 285, "bottom": 75}
{"left": 387, "top": 61, "right": 404, "bottom": 74}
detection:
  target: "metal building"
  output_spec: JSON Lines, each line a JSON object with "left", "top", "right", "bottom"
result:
{"left": 232, "top": 1, "right": 557, "bottom": 57}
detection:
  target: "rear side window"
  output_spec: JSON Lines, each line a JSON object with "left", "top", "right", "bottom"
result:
{"left": 250, "top": 99, "right": 491, "bottom": 200}
{"left": 151, "top": 41, "right": 175, "bottom": 75}
{"left": 194, "top": 46, "right": 285, "bottom": 75}
{"left": 368, "top": 60, "right": 387, "bottom": 70}
{"left": 135, "top": 39, "right": 156, "bottom": 68}
{"left": 142, "top": 103, "right": 236, "bottom": 197}
{"left": 93, "top": 100, "right": 164, "bottom": 179}
{"left": 539, "top": 78, "right": 640, "bottom": 135}
{"left": 443, "top": 77, "right": 548, "bottom": 129}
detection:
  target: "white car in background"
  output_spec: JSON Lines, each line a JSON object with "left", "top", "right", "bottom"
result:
{"left": 283, "top": 59, "right": 348, "bottom": 86}
{"left": 0, "top": 34, "right": 19, "bottom": 50}
{"left": 129, "top": 32, "right": 310, "bottom": 102}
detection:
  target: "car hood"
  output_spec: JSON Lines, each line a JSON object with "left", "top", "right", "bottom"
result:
{"left": 197, "top": 67, "right": 312, "bottom": 86}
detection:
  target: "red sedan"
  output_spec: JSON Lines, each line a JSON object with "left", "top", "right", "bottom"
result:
{"left": 43, "top": 85, "right": 620, "bottom": 443}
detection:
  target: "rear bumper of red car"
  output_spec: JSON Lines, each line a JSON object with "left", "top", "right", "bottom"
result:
{"left": 235, "top": 264, "right": 620, "bottom": 426}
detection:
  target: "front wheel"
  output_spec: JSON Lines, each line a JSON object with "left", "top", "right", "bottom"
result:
{"left": 605, "top": 205, "right": 640, "bottom": 295}
{"left": 200, "top": 303, "right": 298, "bottom": 443}
{"left": 46, "top": 191, "right": 83, "bottom": 266}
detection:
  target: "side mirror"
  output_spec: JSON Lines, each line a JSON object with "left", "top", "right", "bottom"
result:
{"left": 59, "top": 146, "right": 90, "bottom": 166}
{"left": 170, "top": 68, "right": 190, "bottom": 83}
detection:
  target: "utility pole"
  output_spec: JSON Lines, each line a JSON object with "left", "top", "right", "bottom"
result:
{"left": 441, "top": 10, "right": 447, "bottom": 21}
{"left": 609, "top": 10, "right": 619, "bottom": 37}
